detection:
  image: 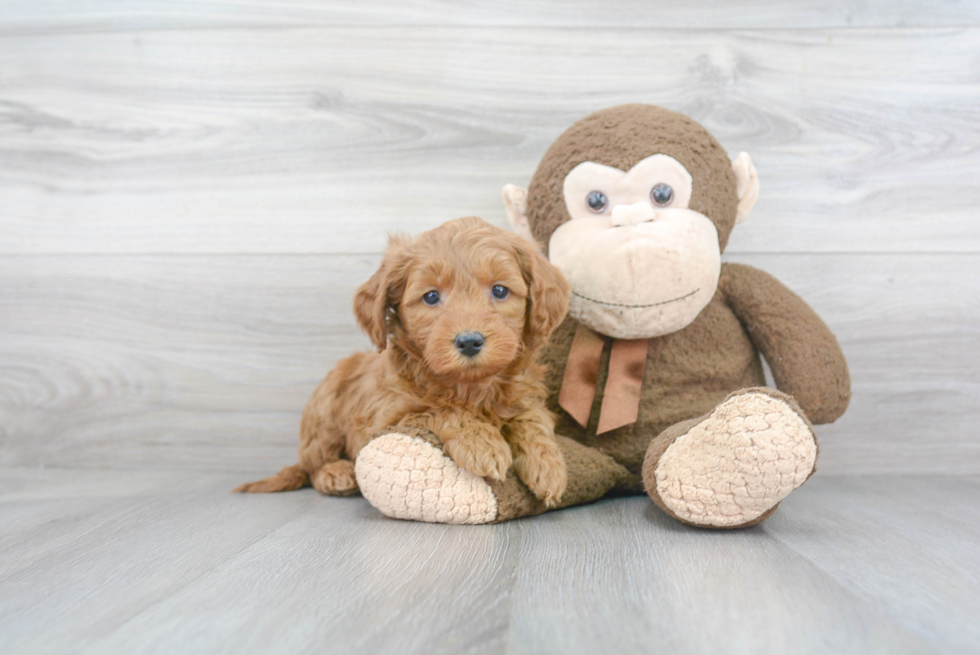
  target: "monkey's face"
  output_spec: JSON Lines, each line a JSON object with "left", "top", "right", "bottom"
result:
{"left": 505, "top": 105, "right": 759, "bottom": 341}
{"left": 548, "top": 153, "right": 720, "bottom": 340}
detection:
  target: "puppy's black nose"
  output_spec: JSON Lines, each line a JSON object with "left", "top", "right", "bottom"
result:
{"left": 454, "top": 332, "right": 485, "bottom": 358}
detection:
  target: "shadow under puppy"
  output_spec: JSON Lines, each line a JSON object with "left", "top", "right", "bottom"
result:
{"left": 236, "top": 216, "right": 570, "bottom": 506}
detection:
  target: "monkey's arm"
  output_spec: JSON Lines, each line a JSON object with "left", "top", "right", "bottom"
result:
{"left": 719, "top": 263, "right": 850, "bottom": 424}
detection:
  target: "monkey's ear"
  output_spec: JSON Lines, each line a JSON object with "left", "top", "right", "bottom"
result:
{"left": 353, "top": 237, "right": 408, "bottom": 351}
{"left": 732, "top": 152, "right": 759, "bottom": 225}
{"left": 502, "top": 184, "right": 541, "bottom": 249}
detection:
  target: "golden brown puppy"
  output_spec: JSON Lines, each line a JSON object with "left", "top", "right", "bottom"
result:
{"left": 236, "top": 217, "right": 570, "bottom": 505}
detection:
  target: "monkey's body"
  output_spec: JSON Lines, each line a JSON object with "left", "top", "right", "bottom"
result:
{"left": 354, "top": 105, "right": 850, "bottom": 527}
{"left": 478, "top": 262, "right": 841, "bottom": 526}
{"left": 544, "top": 262, "right": 848, "bottom": 486}
{"left": 544, "top": 276, "right": 766, "bottom": 487}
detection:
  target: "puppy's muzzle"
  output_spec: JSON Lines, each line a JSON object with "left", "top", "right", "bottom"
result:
{"left": 454, "top": 332, "right": 485, "bottom": 358}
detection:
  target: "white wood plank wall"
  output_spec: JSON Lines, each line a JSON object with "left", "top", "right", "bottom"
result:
{"left": 1, "top": 1, "right": 978, "bottom": 474}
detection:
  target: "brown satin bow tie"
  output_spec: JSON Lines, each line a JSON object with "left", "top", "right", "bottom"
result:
{"left": 558, "top": 324, "right": 649, "bottom": 434}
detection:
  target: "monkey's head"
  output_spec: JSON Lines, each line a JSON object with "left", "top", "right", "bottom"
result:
{"left": 504, "top": 104, "right": 759, "bottom": 340}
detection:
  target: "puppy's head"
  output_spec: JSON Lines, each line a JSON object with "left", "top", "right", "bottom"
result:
{"left": 354, "top": 217, "right": 569, "bottom": 382}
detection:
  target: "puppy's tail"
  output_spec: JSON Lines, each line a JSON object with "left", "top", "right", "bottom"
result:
{"left": 233, "top": 464, "right": 309, "bottom": 493}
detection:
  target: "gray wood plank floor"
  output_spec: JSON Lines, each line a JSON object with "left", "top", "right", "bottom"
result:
{"left": 1, "top": 469, "right": 976, "bottom": 655}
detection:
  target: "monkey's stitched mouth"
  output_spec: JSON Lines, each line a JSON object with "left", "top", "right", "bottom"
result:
{"left": 571, "top": 288, "right": 700, "bottom": 309}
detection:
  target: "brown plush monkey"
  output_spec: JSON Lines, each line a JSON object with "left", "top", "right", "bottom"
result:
{"left": 355, "top": 104, "right": 850, "bottom": 527}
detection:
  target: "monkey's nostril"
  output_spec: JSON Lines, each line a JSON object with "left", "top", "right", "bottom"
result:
{"left": 454, "top": 332, "right": 485, "bottom": 358}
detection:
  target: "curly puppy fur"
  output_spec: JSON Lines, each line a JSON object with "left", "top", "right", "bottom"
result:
{"left": 235, "top": 217, "right": 571, "bottom": 506}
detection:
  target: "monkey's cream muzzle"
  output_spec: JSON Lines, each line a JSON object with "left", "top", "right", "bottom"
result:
{"left": 548, "top": 208, "right": 721, "bottom": 340}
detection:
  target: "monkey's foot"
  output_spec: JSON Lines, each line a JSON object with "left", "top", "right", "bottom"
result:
{"left": 356, "top": 429, "right": 630, "bottom": 524}
{"left": 643, "top": 388, "right": 818, "bottom": 528}
{"left": 355, "top": 431, "right": 498, "bottom": 524}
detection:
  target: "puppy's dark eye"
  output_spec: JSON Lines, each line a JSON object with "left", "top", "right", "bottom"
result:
{"left": 422, "top": 290, "right": 440, "bottom": 306}
{"left": 491, "top": 285, "right": 509, "bottom": 300}
{"left": 651, "top": 183, "right": 674, "bottom": 207}
{"left": 586, "top": 191, "right": 608, "bottom": 213}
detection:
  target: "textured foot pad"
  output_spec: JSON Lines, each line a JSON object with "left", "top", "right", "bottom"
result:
{"left": 355, "top": 432, "right": 498, "bottom": 524}
{"left": 654, "top": 392, "right": 817, "bottom": 528}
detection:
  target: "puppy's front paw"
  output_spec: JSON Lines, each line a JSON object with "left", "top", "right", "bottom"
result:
{"left": 444, "top": 433, "right": 513, "bottom": 481}
{"left": 514, "top": 442, "right": 567, "bottom": 507}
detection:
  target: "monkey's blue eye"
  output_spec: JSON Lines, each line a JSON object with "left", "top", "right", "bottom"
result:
{"left": 586, "top": 191, "right": 608, "bottom": 213}
{"left": 491, "top": 285, "right": 509, "bottom": 300}
{"left": 422, "top": 291, "right": 440, "bottom": 306}
{"left": 651, "top": 183, "right": 674, "bottom": 207}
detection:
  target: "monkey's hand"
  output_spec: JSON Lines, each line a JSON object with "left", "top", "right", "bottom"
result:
{"left": 399, "top": 411, "right": 513, "bottom": 481}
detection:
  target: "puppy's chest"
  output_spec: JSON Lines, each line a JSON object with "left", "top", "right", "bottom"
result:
{"left": 448, "top": 385, "right": 523, "bottom": 426}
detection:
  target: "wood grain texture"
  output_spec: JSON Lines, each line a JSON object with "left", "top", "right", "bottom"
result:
{"left": 1, "top": 0, "right": 979, "bottom": 33}
{"left": 1, "top": 28, "right": 977, "bottom": 254}
{"left": 1, "top": 469, "right": 976, "bottom": 654}
{"left": 1, "top": 253, "right": 977, "bottom": 474}
{"left": 768, "top": 475, "right": 980, "bottom": 654}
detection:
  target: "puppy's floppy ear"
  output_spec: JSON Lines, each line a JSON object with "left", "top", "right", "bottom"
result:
{"left": 353, "top": 236, "right": 410, "bottom": 351}
{"left": 512, "top": 235, "right": 570, "bottom": 351}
